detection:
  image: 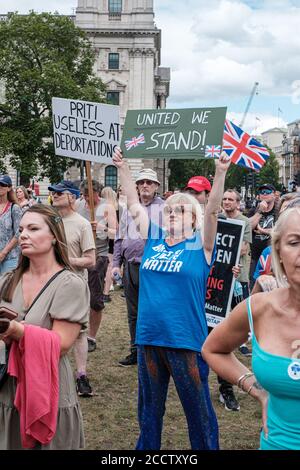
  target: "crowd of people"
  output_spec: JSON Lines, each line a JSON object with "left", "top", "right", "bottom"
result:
{"left": 0, "top": 154, "right": 300, "bottom": 450}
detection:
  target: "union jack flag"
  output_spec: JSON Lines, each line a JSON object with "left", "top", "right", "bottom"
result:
{"left": 125, "top": 133, "right": 145, "bottom": 151}
{"left": 223, "top": 120, "right": 270, "bottom": 170}
{"left": 205, "top": 145, "right": 221, "bottom": 158}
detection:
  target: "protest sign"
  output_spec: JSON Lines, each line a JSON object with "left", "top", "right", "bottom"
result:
{"left": 52, "top": 97, "right": 120, "bottom": 164}
{"left": 205, "top": 218, "right": 245, "bottom": 328}
{"left": 120, "top": 107, "right": 227, "bottom": 159}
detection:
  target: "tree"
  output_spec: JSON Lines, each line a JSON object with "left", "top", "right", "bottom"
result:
{"left": 257, "top": 147, "right": 280, "bottom": 189}
{"left": 0, "top": 12, "right": 106, "bottom": 182}
{"left": 169, "top": 146, "right": 280, "bottom": 193}
{"left": 168, "top": 159, "right": 215, "bottom": 190}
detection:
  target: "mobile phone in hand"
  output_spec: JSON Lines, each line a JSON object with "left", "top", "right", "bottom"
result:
{"left": 0, "top": 307, "right": 18, "bottom": 321}
{"left": 0, "top": 318, "right": 10, "bottom": 334}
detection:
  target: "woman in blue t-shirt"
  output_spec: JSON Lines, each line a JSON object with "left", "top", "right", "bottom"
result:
{"left": 113, "top": 148, "right": 231, "bottom": 450}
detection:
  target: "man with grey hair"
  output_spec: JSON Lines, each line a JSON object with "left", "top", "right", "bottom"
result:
{"left": 50, "top": 180, "right": 96, "bottom": 397}
{"left": 112, "top": 168, "right": 164, "bottom": 366}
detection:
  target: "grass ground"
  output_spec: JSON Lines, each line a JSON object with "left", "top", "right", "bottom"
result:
{"left": 77, "top": 288, "right": 261, "bottom": 450}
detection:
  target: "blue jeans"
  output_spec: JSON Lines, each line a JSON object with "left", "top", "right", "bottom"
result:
{"left": 136, "top": 346, "right": 219, "bottom": 450}
{"left": 0, "top": 258, "right": 18, "bottom": 275}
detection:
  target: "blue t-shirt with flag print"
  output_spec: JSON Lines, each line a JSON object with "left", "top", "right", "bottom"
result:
{"left": 135, "top": 223, "right": 215, "bottom": 353}
{"left": 253, "top": 246, "right": 272, "bottom": 280}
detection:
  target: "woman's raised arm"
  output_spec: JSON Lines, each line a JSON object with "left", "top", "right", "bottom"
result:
{"left": 112, "top": 148, "right": 149, "bottom": 238}
{"left": 203, "top": 152, "right": 231, "bottom": 264}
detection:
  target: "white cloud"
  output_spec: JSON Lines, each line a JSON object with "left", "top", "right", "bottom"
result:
{"left": 157, "top": 0, "right": 300, "bottom": 107}
{"left": 2, "top": 0, "right": 300, "bottom": 121}
{"left": 227, "top": 111, "right": 287, "bottom": 134}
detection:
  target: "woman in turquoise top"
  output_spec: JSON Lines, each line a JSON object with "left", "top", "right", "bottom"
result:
{"left": 113, "top": 148, "right": 231, "bottom": 450}
{"left": 202, "top": 206, "right": 300, "bottom": 450}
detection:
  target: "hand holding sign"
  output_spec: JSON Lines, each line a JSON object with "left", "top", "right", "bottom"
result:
{"left": 112, "top": 147, "right": 124, "bottom": 169}
{"left": 215, "top": 151, "right": 231, "bottom": 173}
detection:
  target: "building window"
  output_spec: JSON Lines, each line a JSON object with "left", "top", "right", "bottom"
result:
{"left": 109, "top": 0, "right": 122, "bottom": 15}
{"left": 105, "top": 165, "right": 118, "bottom": 190}
{"left": 107, "top": 91, "right": 120, "bottom": 106}
{"left": 109, "top": 53, "right": 119, "bottom": 70}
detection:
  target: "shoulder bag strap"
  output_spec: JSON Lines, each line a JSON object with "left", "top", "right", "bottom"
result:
{"left": 24, "top": 268, "right": 67, "bottom": 318}
{"left": 10, "top": 203, "right": 14, "bottom": 234}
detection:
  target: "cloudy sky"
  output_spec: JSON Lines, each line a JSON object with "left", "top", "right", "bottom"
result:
{"left": 2, "top": 0, "right": 300, "bottom": 133}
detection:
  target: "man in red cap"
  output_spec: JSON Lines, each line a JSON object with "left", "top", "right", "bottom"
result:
{"left": 184, "top": 176, "right": 212, "bottom": 205}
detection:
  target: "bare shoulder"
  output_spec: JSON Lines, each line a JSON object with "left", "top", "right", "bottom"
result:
{"left": 250, "top": 288, "right": 286, "bottom": 319}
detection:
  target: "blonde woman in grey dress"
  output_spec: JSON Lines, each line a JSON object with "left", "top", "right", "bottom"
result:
{"left": 0, "top": 204, "right": 90, "bottom": 449}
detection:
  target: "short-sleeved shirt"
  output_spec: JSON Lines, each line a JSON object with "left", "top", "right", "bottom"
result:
{"left": 0, "top": 202, "right": 22, "bottom": 261}
{"left": 62, "top": 212, "right": 95, "bottom": 277}
{"left": 136, "top": 224, "right": 215, "bottom": 353}
{"left": 76, "top": 200, "right": 108, "bottom": 258}
{"left": 248, "top": 205, "right": 276, "bottom": 260}
{"left": 253, "top": 246, "right": 272, "bottom": 280}
{"left": 0, "top": 270, "right": 89, "bottom": 449}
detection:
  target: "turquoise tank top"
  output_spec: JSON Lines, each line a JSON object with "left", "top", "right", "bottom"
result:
{"left": 246, "top": 297, "right": 300, "bottom": 450}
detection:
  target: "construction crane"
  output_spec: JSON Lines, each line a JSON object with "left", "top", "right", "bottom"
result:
{"left": 239, "top": 81, "right": 259, "bottom": 128}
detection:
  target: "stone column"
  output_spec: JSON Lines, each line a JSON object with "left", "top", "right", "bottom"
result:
{"left": 144, "top": 49, "right": 155, "bottom": 107}
{"left": 129, "top": 48, "right": 143, "bottom": 108}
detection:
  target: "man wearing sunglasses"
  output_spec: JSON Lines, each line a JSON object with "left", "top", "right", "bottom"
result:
{"left": 50, "top": 180, "right": 96, "bottom": 398}
{"left": 247, "top": 183, "right": 277, "bottom": 287}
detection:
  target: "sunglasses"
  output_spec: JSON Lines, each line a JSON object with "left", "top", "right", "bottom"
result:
{"left": 52, "top": 191, "right": 71, "bottom": 196}
{"left": 259, "top": 189, "right": 273, "bottom": 195}
{"left": 164, "top": 205, "right": 186, "bottom": 216}
{"left": 137, "top": 180, "right": 155, "bottom": 186}
{"left": 0, "top": 183, "right": 8, "bottom": 188}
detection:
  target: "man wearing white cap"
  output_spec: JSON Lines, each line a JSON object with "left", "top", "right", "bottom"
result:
{"left": 112, "top": 168, "right": 164, "bottom": 366}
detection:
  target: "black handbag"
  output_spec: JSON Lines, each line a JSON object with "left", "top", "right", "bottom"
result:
{"left": 0, "top": 268, "right": 66, "bottom": 391}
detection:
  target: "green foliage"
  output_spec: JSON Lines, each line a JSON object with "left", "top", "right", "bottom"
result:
{"left": 168, "top": 159, "right": 215, "bottom": 190}
{"left": 257, "top": 147, "right": 280, "bottom": 189}
{"left": 0, "top": 12, "right": 106, "bottom": 182}
{"left": 168, "top": 146, "right": 280, "bottom": 192}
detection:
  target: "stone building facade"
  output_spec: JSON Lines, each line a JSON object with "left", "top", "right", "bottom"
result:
{"left": 1, "top": 1, "right": 170, "bottom": 195}
{"left": 68, "top": 0, "right": 171, "bottom": 193}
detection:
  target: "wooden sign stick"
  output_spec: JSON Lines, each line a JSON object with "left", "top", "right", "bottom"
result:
{"left": 85, "top": 160, "right": 96, "bottom": 241}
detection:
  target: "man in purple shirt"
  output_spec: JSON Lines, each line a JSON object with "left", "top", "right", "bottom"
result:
{"left": 112, "top": 168, "right": 164, "bottom": 366}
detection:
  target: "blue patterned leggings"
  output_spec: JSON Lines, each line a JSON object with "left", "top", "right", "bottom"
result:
{"left": 136, "top": 346, "right": 219, "bottom": 450}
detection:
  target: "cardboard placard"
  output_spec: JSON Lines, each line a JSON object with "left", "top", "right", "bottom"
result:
{"left": 121, "top": 107, "right": 227, "bottom": 159}
{"left": 52, "top": 97, "right": 120, "bottom": 164}
{"left": 205, "top": 218, "right": 245, "bottom": 328}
